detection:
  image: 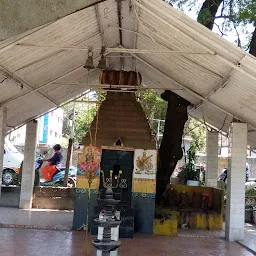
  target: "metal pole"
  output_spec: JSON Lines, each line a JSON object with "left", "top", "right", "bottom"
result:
{"left": 157, "top": 120, "right": 161, "bottom": 149}
{"left": 64, "top": 101, "right": 76, "bottom": 186}
{"left": 71, "top": 101, "right": 76, "bottom": 139}
{"left": 157, "top": 120, "right": 160, "bottom": 142}
{"left": 70, "top": 101, "right": 76, "bottom": 166}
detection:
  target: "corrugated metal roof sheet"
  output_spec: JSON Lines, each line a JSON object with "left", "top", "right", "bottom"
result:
{"left": 0, "top": 0, "right": 256, "bottom": 146}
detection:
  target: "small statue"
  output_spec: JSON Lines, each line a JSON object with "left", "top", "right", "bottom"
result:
{"left": 166, "top": 188, "right": 178, "bottom": 207}
{"left": 202, "top": 192, "right": 211, "bottom": 211}
{"left": 179, "top": 191, "right": 190, "bottom": 209}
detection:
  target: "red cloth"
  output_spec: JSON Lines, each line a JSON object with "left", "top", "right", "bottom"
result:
{"left": 42, "top": 165, "right": 57, "bottom": 181}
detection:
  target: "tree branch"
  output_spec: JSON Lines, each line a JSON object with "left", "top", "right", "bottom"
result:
{"left": 197, "top": 0, "right": 224, "bottom": 30}
{"left": 214, "top": 22, "right": 228, "bottom": 37}
{"left": 215, "top": 15, "right": 232, "bottom": 19}
{"left": 249, "top": 24, "right": 256, "bottom": 57}
{"left": 233, "top": 22, "right": 241, "bottom": 47}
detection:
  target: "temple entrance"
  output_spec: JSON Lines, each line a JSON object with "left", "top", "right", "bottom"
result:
{"left": 76, "top": 92, "right": 156, "bottom": 237}
{"left": 100, "top": 149, "right": 134, "bottom": 206}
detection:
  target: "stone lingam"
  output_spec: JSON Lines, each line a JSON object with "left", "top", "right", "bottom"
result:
{"left": 92, "top": 170, "right": 122, "bottom": 255}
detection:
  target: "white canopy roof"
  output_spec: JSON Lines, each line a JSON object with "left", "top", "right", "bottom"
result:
{"left": 0, "top": 0, "right": 256, "bottom": 146}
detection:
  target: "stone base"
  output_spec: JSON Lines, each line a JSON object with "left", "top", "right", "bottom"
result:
{"left": 19, "top": 200, "right": 32, "bottom": 209}
{"left": 94, "top": 251, "right": 119, "bottom": 256}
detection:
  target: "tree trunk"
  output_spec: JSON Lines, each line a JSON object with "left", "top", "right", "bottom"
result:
{"left": 64, "top": 138, "right": 73, "bottom": 186}
{"left": 197, "top": 0, "right": 223, "bottom": 30}
{"left": 249, "top": 24, "right": 256, "bottom": 57}
{"left": 156, "top": 91, "right": 191, "bottom": 205}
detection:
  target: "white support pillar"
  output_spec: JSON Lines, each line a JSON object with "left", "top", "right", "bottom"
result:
{"left": 225, "top": 122, "right": 247, "bottom": 241}
{"left": 19, "top": 120, "right": 38, "bottom": 209}
{"left": 0, "top": 107, "right": 7, "bottom": 197}
{"left": 206, "top": 130, "right": 219, "bottom": 187}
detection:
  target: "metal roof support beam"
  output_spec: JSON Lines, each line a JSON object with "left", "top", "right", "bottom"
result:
{"left": 195, "top": 71, "right": 233, "bottom": 109}
{"left": 1, "top": 47, "right": 115, "bottom": 106}
{"left": 16, "top": 43, "right": 213, "bottom": 55}
{"left": 131, "top": 1, "right": 140, "bottom": 79}
{"left": 6, "top": 89, "right": 91, "bottom": 135}
{"left": 132, "top": 0, "right": 256, "bottom": 83}
{"left": 14, "top": 31, "right": 101, "bottom": 73}
{"left": 116, "top": 0, "right": 123, "bottom": 46}
{"left": 188, "top": 113, "right": 227, "bottom": 136}
{"left": 0, "top": 64, "right": 86, "bottom": 106}
{"left": 0, "top": 70, "right": 24, "bottom": 89}
{"left": 95, "top": 4, "right": 106, "bottom": 46}
{"left": 132, "top": 53, "right": 256, "bottom": 131}
{"left": 204, "top": 72, "right": 232, "bottom": 99}
{"left": 52, "top": 82, "right": 184, "bottom": 91}
{"left": 0, "top": 66, "right": 58, "bottom": 106}
{"left": 109, "top": 26, "right": 222, "bottom": 79}
{"left": 132, "top": 5, "right": 140, "bottom": 49}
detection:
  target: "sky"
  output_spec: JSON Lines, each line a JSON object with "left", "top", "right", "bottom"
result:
{"left": 164, "top": 0, "right": 254, "bottom": 50}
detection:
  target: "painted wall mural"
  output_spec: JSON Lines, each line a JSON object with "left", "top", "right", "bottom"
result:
{"left": 132, "top": 149, "right": 157, "bottom": 197}
{"left": 133, "top": 149, "right": 157, "bottom": 179}
{"left": 77, "top": 146, "right": 102, "bottom": 189}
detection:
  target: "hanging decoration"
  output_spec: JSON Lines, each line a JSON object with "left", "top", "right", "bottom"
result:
{"left": 97, "top": 46, "right": 107, "bottom": 69}
{"left": 100, "top": 70, "right": 142, "bottom": 86}
{"left": 84, "top": 47, "right": 94, "bottom": 70}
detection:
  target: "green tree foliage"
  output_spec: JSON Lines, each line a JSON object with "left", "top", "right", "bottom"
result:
{"left": 184, "top": 118, "right": 206, "bottom": 152}
{"left": 62, "top": 102, "right": 97, "bottom": 144}
{"left": 236, "top": 0, "right": 256, "bottom": 24}
{"left": 178, "top": 143, "right": 200, "bottom": 182}
{"left": 164, "top": 0, "right": 256, "bottom": 53}
{"left": 137, "top": 90, "right": 167, "bottom": 135}
{"left": 75, "top": 106, "right": 97, "bottom": 143}
{"left": 62, "top": 91, "right": 105, "bottom": 144}
{"left": 138, "top": 90, "right": 167, "bottom": 120}
{"left": 138, "top": 90, "right": 206, "bottom": 152}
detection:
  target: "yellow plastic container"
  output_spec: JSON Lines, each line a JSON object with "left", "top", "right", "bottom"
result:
{"left": 153, "top": 219, "right": 178, "bottom": 236}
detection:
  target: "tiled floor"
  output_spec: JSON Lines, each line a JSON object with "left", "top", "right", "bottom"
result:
{"left": 0, "top": 228, "right": 254, "bottom": 256}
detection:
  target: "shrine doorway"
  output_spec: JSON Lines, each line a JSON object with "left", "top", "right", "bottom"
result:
{"left": 100, "top": 149, "right": 134, "bottom": 206}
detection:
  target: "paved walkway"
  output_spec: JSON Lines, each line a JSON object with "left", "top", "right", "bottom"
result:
{"left": 0, "top": 207, "right": 73, "bottom": 230}
{"left": 237, "top": 223, "right": 256, "bottom": 254}
{"left": 0, "top": 227, "right": 254, "bottom": 256}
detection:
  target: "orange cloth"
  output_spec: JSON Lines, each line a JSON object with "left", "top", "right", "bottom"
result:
{"left": 42, "top": 165, "right": 57, "bottom": 181}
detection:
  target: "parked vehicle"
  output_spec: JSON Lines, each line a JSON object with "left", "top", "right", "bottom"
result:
{"left": 2, "top": 140, "right": 24, "bottom": 186}
{"left": 37, "top": 160, "right": 77, "bottom": 187}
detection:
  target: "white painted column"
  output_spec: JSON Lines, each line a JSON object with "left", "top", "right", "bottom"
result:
{"left": 0, "top": 107, "right": 7, "bottom": 197}
{"left": 225, "top": 122, "right": 247, "bottom": 241}
{"left": 206, "top": 130, "right": 218, "bottom": 187}
{"left": 19, "top": 120, "right": 38, "bottom": 209}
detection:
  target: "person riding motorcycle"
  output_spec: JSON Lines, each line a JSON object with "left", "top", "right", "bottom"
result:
{"left": 42, "top": 144, "right": 63, "bottom": 181}
{"left": 35, "top": 150, "right": 48, "bottom": 169}
{"left": 34, "top": 150, "right": 48, "bottom": 186}
{"left": 19, "top": 150, "right": 49, "bottom": 185}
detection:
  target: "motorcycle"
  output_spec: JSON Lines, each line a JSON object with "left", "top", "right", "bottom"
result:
{"left": 35, "top": 159, "right": 77, "bottom": 187}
